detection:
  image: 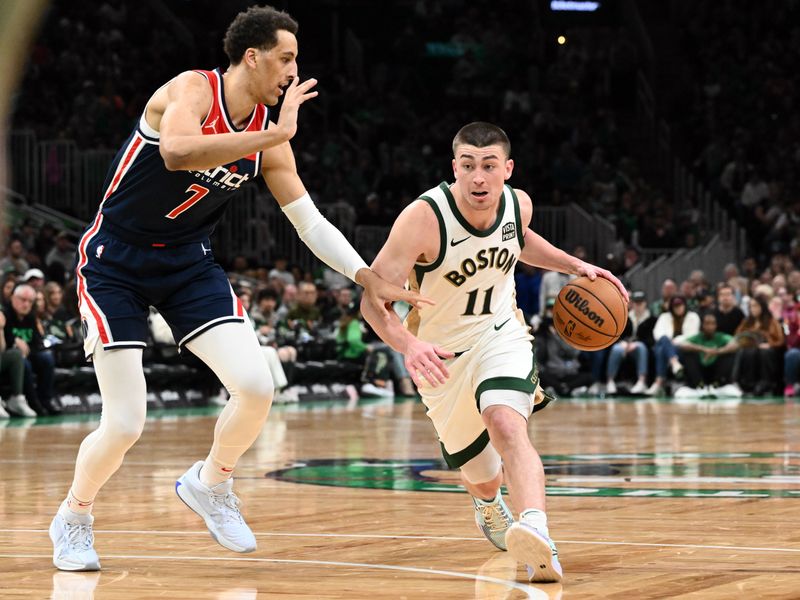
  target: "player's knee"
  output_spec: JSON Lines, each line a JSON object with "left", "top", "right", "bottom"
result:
{"left": 235, "top": 372, "right": 275, "bottom": 409}
{"left": 483, "top": 407, "right": 527, "bottom": 448}
{"left": 107, "top": 414, "right": 146, "bottom": 447}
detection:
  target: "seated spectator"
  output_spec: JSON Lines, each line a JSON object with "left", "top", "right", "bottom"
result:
{"left": 41, "top": 282, "right": 75, "bottom": 343}
{"left": 336, "top": 301, "right": 414, "bottom": 397}
{"left": 514, "top": 263, "right": 542, "bottom": 323}
{"left": 2, "top": 284, "right": 58, "bottom": 415}
{"left": 322, "top": 285, "right": 356, "bottom": 327}
{"left": 676, "top": 313, "right": 738, "bottom": 391}
{"left": 606, "top": 291, "right": 655, "bottom": 395}
{"left": 251, "top": 288, "right": 281, "bottom": 343}
{"left": 2, "top": 273, "right": 18, "bottom": 308}
{"left": 535, "top": 298, "right": 594, "bottom": 397}
{"left": 734, "top": 296, "right": 785, "bottom": 395}
{"left": 783, "top": 297, "right": 800, "bottom": 397}
{"left": 20, "top": 268, "right": 45, "bottom": 292}
{"left": 268, "top": 256, "right": 295, "bottom": 287}
{"left": 44, "top": 231, "right": 76, "bottom": 274}
{"left": 0, "top": 239, "right": 30, "bottom": 276}
{"left": 650, "top": 278, "right": 677, "bottom": 317}
{"left": 647, "top": 295, "right": 700, "bottom": 396}
{"left": 713, "top": 284, "right": 744, "bottom": 335}
{"left": 0, "top": 310, "right": 27, "bottom": 419}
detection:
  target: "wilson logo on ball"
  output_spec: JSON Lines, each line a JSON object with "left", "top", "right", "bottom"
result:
{"left": 564, "top": 289, "right": 605, "bottom": 327}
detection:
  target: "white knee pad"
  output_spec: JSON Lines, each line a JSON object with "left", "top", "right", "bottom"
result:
{"left": 460, "top": 442, "right": 502, "bottom": 484}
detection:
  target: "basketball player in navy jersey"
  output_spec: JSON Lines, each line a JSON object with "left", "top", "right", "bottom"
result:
{"left": 49, "top": 6, "right": 429, "bottom": 571}
{"left": 360, "top": 123, "right": 627, "bottom": 583}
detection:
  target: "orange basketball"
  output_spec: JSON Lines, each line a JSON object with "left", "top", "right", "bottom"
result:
{"left": 552, "top": 276, "right": 628, "bottom": 351}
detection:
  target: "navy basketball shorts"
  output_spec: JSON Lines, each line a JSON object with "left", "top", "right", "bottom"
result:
{"left": 76, "top": 228, "right": 245, "bottom": 358}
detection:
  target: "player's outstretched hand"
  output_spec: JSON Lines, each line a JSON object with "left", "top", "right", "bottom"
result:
{"left": 576, "top": 262, "right": 630, "bottom": 304}
{"left": 359, "top": 269, "right": 435, "bottom": 321}
{"left": 403, "top": 338, "right": 454, "bottom": 388}
{"left": 276, "top": 76, "right": 318, "bottom": 141}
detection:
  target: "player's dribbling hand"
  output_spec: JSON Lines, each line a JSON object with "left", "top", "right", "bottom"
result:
{"left": 576, "top": 261, "right": 630, "bottom": 304}
{"left": 403, "top": 338, "right": 454, "bottom": 388}
{"left": 276, "top": 76, "right": 319, "bottom": 141}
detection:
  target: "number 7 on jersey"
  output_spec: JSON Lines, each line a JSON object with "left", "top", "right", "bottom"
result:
{"left": 165, "top": 184, "right": 210, "bottom": 219}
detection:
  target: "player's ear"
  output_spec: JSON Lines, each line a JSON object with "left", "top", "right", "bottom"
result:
{"left": 452, "top": 158, "right": 457, "bottom": 178}
{"left": 244, "top": 48, "right": 258, "bottom": 69}
{"left": 504, "top": 158, "right": 514, "bottom": 180}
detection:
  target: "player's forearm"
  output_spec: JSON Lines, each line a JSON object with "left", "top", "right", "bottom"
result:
{"left": 520, "top": 229, "right": 582, "bottom": 274}
{"left": 161, "top": 129, "right": 290, "bottom": 171}
{"left": 280, "top": 194, "right": 368, "bottom": 282}
{"left": 359, "top": 297, "right": 413, "bottom": 354}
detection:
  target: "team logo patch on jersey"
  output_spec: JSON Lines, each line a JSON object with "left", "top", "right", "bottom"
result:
{"left": 95, "top": 244, "right": 105, "bottom": 259}
{"left": 502, "top": 222, "right": 516, "bottom": 241}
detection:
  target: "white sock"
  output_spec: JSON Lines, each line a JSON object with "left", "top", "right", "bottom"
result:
{"left": 199, "top": 457, "right": 234, "bottom": 488}
{"left": 519, "top": 508, "right": 549, "bottom": 537}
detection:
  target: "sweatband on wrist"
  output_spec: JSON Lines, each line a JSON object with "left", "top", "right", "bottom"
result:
{"left": 280, "top": 193, "right": 368, "bottom": 283}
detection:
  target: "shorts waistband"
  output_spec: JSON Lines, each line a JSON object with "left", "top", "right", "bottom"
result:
{"left": 99, "top": 220, "right": 208, "bottom": 249}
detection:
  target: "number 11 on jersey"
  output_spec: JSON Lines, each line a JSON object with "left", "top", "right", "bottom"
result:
{"left": 463, "top": 286, "right": 494, "bottom": 316}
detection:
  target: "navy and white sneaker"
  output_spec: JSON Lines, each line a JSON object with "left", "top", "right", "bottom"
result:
{"left": 176, "top": 461, "right": 256, "bottom": 553}
{"left": 506, "top": 522, "right": 563, "bottom": 583}
{"left": 49, "top": 511, "right": 100, "bottom": 571}
{"left": 473, "top": 492, "right": 514, "bottom": 551}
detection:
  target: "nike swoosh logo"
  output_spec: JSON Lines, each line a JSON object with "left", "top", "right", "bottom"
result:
{"left": 450, "top": 236, "right": 470, "bottom": 247}
{"left": 494, "top": 318, "right": 511, "bottom": 331}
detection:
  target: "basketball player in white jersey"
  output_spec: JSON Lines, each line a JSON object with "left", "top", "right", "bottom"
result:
{"left": 48, "top": 6, "right": 430, "bottom": 571}
{"left": 361, "top": 122, "right": 627, "bottom": 583}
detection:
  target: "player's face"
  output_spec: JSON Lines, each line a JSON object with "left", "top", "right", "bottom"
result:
{"left": 253, "top": 30, "right": 299, "bottom": 106}
{"left": 452, "top": 144, "right": 513, "bottom": 212}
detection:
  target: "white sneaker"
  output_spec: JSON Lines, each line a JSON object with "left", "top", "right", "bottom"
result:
{"left": 6, "top": 394, "right": 37, "bottom": 417}
{"left": 49, "top": 511, "right": 101, "bottom": 571}
{"left": 630, "top": 380, "right": 648, "bottom": 395}
{"left": 274, "top": 387, "right": 299, "bottom": 404}
{"left": 0, "top": 399, "right": 9, "bottom": 419}
{"left": 674, "top": 385, "right": 701, "bottom": 399}
{"left": 587, "top": 383, "right": 603, "bottom": 397}
{"left": 645, "top": 382, "right": 663, "bottom": 396}
{"left": 175, "top": 461, "right": 256, "bottom": 553}
{"left": 715, "top": 383, "right": 743, "bottom": 398}
{"left": 605, "top": 380, "right": 617, "bottom": 395}
{"left": 361, "top": 383, "right": 394, "bottom": 398}
{"left": 506, "top": 522, "right": 563, "bottom": 583}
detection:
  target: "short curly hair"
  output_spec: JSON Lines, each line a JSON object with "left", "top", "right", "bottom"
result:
{"left": 223, "top": 5, "right": 299, "bottom": 65}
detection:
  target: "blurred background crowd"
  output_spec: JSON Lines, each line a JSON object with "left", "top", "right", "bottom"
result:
{"left": 3, "top": 0, "right": 800, "bottom": 415}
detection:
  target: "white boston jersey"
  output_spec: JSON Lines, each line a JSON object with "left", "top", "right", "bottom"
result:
{"left": 406, "top": 182, "right": 528, "bottom": 352}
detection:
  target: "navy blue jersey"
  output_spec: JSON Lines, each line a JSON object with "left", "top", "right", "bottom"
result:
{"left": 94, "top": 68, "right": 269, "bottom": 246}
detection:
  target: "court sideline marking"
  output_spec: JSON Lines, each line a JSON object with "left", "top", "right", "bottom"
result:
{"left": 1, "top": 528, "right": 798, "bottom": 554}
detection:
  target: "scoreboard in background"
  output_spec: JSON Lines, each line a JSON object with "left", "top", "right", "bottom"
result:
{"left": 550, "top": 1, "right": 601, "bottom": 11}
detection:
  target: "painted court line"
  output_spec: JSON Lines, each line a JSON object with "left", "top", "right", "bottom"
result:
{"left": 0, "top": 554, "right": 541, "bottom": 599}
{"left": 2, "top": 529, "right": 799, "bottom": 553}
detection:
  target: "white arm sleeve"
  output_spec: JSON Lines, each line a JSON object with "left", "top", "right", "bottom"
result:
{"left": 280, "top": 193, "right": 368, "bottom": 283}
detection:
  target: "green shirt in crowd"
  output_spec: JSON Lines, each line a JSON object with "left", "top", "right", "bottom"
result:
{"left": 685, "top": 332, "right": 733, "bottom": 365}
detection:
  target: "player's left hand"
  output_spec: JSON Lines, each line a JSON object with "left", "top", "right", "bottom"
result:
{"left": 576, "top": 262, "right": 630, "bottom": 304}
{"left": 358, "top": 269, "right": 434, "bottom": 321}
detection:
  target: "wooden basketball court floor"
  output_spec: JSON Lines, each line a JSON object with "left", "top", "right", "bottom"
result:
{"left": 1, "top": 394, "right": 799, "bottom": 599}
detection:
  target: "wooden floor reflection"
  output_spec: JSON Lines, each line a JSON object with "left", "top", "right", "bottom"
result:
{"left": 1, "top": 394, "right": 799, "bottom": 599}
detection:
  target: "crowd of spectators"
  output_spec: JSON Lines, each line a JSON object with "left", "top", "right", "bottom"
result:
{"left": 0, "top": 219, "right": 416, "bottom": 418}
{"left": 664, "top": 0, "right": 800, "bottom": 263}
{"left": 536, "top": 251, "right": 800, "bottom": 400}
{"left": 12, "top": 0, "right": 698, "bottom": 272}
